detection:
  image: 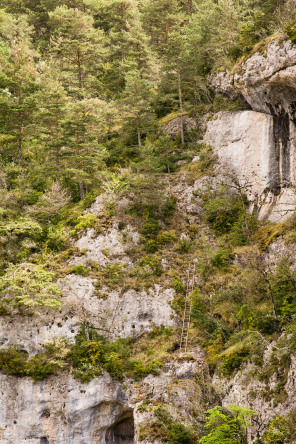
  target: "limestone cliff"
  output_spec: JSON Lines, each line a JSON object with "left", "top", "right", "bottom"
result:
{"left": 206, "top": 38, "right": 296, "bottom": 222}
{"left": 2, "top": 37, "right": 296, "bottom": 444}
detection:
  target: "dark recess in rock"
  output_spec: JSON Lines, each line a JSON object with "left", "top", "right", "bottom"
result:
{"left": 271, "top": 112, "right": 291, "bottom": 194}
{"left": 106, "top": 413, "right": 135, "bottom": 444}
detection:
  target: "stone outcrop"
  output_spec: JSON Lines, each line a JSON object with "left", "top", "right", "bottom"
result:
{"left": 165, "top": 116, "right": 196, "bottom": 138}
{"left": 206, "top": 39, "right": 296, "bottom": 222}
{"left": 204, "top": 110, "right": 296, "bottom": 221}
{"left": 0, "top": 349, "right": 210, "bottom": 443}
{"left": 211, "top": 39, "right": 296, "bottom": 118}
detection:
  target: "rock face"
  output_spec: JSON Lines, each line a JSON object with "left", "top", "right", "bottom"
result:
{"left": 0, "top": 350, "right": 210, "bottom": 444}
{"left": 204, "top": 110, "right": 296, "bottom": 221}
{"left": 165, "top": 116, "right": 196, "bottom": 138}
{"left": 212, "top": 39, "right": 296, "bottom": 118}
{"left": 0, "top": 195, "right": 206, "bottom": 444}
{"left": 207, "top": 39, "right": 296, "bottom": 221}
{"left": 0, "top": 373, "right": 129, "bottom": 444}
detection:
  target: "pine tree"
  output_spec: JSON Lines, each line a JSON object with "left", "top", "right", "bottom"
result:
{"left": 33, "top": 73, "right": 69, "bottom": 183}
{"left": 88, "top": 0, "right": 155, "bottom": 95}
{"left": 62, "top": 97, "right": 107, "bottom": 199}
{"left": 140, "top": 0, "right": 184, "bottom": 55}
{"left": 48, "top": 5, "right": 105, "bottom": 97}
{"left": 120, "top": 70, "right": 155, "bottom": 148}
{"left": 0, "top": 11, "right": 39, "bottom": 164}
{"left": 27, "top": 182, "right": 70, "bottom": 227}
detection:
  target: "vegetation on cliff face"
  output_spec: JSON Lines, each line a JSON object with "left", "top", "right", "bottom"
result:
{"left": 1, "top": 0, "right": 296, "bottom": 442}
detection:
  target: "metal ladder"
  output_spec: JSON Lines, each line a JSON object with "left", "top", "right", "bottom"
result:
{"left": 180, "top": 267, "right": 195, "bottom": 353}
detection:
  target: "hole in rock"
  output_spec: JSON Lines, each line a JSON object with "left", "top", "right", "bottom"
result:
{"left": 106, "top": 413, "right": 134, "bottom": 444}
{"left": 40, "top": 438, "right": 49, "bottom": 444}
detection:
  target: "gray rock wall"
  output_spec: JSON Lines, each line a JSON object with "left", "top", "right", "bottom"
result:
{"left": 204, "top": 110, "right": 296, "bottom": 221}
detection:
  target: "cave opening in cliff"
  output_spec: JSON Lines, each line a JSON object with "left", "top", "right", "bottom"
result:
{"left": 106, "top": 412, "right": 135, "bottom": 444}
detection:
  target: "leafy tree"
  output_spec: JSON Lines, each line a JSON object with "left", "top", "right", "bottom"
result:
{"left": 0, "top": 262, "right": 61, "bottom": 313}
{"left": 26, "top": 181, "right": 70, "bottom": 227}
{"left": 141, "top": 0, "right": 184, "bottom": 54}
{"left": 88, "top": 0, "right": 154, "bottom": 94}
{"left": 262, "top": 411, "right": 296, "bottom": 444}
{"left": 199, "top": 404, "right": 257, "bottom": 444}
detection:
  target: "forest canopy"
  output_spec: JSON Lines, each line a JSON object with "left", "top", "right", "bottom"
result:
{"left": 0, "top": 0, "right": 295, "bottom": 276}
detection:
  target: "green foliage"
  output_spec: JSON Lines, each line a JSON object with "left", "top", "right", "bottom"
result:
{"left": 219, "top": 331, "right": 265, "bottom": 377}
{"left": 73, "top": 213, "right": 98, "bottom": 232}
{"left": 0, "top": 346, "right": 57, "bottom": 382}
{"left": 211, "top": 247, "right": 233, "bottom": 270}
{"left": 138, "top": 255, "right": 163, "bottom": 277}
{"left": 70, "top": 325, "right": 164, "bottom": 382}
{"left": 219, "top": 344, "right": 251, "bottom": 377}
{"left": 168, "top": 424, "right": 195, "bottom": 444}
{"left": 203, "top": 190, "right": 245, "bottom": 236}
{"left": 139, "top": 406, "right": 197, "bottom": 444}
{"left": 172, "top": 275, "right": 186, "bottom": 294}
{"left": 157, "top": 230, "right": 177, "bottom": 247}
{"left": 0, "top": 262, "right": 61, "bottom": 314}
{"left": 262, "top": 411, "right": 296, "bottom": 443}
{"left": 103, "top": 263, "right": 125, "bottom": 283}
{"left": 199, "top": 404, "right": 257, "bottom": 444}
{"left": 286, "top": 20, "right": 296, "bottom": 43}
{"left": 69, "top": 264, "right": 90, "bottom": 277}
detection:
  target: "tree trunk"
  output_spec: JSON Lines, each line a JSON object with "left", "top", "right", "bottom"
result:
{"left": 178, "top": 72, "right": 185, "bottom": 147}
{"left": 166, "top": 152, "right": 170, "bottom": 174}
{"left": 137, "top": 121, "right": 142, "bottom": 148}
{"left": 79, "top": 174, "right": 84, "bottom": 200}
{"left": 56, "top": 146, "right": 61, "bottom": 185}
{"left": 77, "top": 50, "right": 83, "bottom": 89}
{"left": 18, "top": 134, "right": 22, "bottom": 165}
{"left": 187, "top": 0, "right": 193, "bottom": 13}
{"left": 48, "top": 217, "right": 53, "bottom": 231}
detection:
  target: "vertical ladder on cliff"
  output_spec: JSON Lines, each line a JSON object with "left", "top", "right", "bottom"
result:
{"left": 180, "top": 266, "right": 195, "bottom": 353}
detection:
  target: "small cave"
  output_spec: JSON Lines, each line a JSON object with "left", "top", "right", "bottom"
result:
{"left": 106, "top": 413, "right": 135, "bottom": 444}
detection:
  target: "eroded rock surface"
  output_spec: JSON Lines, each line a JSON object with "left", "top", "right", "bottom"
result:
{"left": 0, "top": 347, "right": 210, "bottom": 444}
{"left": 204, "top": 110, "right": 296, "bottom": 221}
{"left": 212, "top": 39, "right": 296, "bottom": 118}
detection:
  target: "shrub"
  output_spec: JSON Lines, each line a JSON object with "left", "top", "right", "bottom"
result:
{"left": 200, "top": 404, "right": 257, "bottom": 444}
{"left": 0, "top": 347, "right": 56, "bottom": 381}
{"left": 131, "top": 360, "right": 163, "bottom": 379}
{"left": 103, "top": 263, "right": 125, "bottom": 283}
{"left": 172, "top": 275, "right": 186, "bottom": 294}
{"left": 69, "top": 264, "right": 90, "bottom": 277}
{"left": 262, "top": 411, "right": 296, "bottom": 443}
{"left": 0, "top": 347, "right": 27, "bottom": 376}
{"left": 157, "top": 230, "right": 176, "bottom": 247}
{"left": 46, "top": 228, "right": 70, "bottom": 252}
{"left": 25, "top": 355, "right": 57, "bottom": 382}
{"left": 220, "top": 346, "right": 250, "bottom": 376}
{"left": 167, "top": 424, "right": 194, "bottom": 444}
{"left": 0, "top": 262, "right": 62, "bottom": 313}
{"left": 286, "top": 21, "right": 296, "bottom": 43}
{"left": 177, "top": 238, "right": 191, "bottom": 253}
{"left": 211, "top": 247, "right": 233, "bottom": 270}
{"left": 202, "top": 187, "right": 248, "bottom": 238}
{"left": 139, "top": 255, "right": 162, "bottom": 276}
{"left": 74, "top": 214, "right": 98, "bottom": 233}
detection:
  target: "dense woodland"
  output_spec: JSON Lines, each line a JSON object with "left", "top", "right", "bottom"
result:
{"left": 2, "top": 1, "right": 296, "bottom": 443}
